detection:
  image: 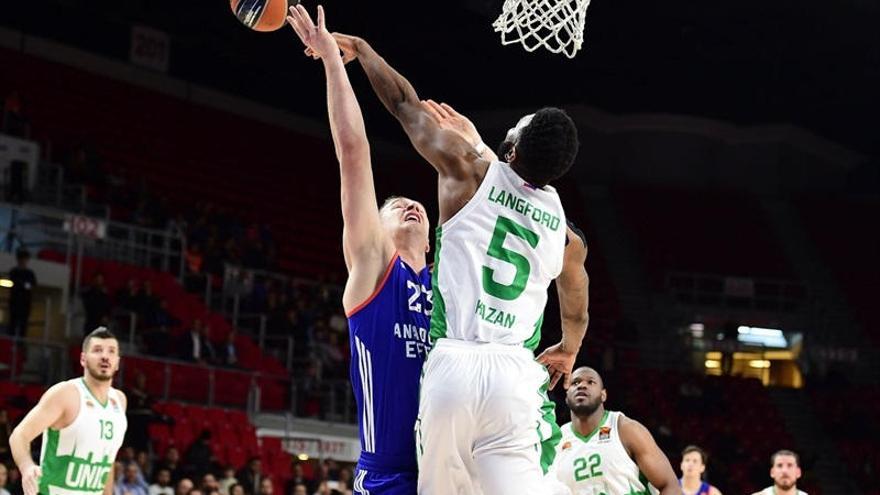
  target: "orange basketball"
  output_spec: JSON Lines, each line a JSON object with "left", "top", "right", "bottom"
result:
{"left": 230, "top": 0, "right": 296, "bottom": 32}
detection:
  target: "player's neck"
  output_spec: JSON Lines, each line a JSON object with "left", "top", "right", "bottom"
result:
{"left": 82, "top": 374, "right": 112, "bottom": 403}
{"left": 681, "top": 476, "right": 702, "bottom": 491}
{"left": 572, "top": 406, "right": 606, "bottom": 438}
{"left": 774, "top": 485, "right": 799, "bottom": 495}
{"left": 397, "top": 248, "right": 427, "bottom": 272}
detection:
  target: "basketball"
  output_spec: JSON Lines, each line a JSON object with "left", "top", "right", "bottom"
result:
{"left": 230, "top": 0, "right": 296, "bottom": 32}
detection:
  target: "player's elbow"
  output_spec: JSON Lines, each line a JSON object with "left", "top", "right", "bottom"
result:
{"left": 563, "top": 310, "right": 589, "bottom": 333}
{"left": 336, "top": 140, "right": 370, "bottom": 164}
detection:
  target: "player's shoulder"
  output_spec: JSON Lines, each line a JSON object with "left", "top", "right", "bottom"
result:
{"left": 37, "top": 379, "right": 80, "bottom": 409}
{"left": 557, "top": 422, "right": 576, "bottom": 442}
{"left": 113, "top": 388, "right": 128, "bottom": 410}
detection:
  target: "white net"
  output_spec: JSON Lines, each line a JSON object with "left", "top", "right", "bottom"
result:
{"left": 492, "top": 0, "right": 592, "bottom": 58}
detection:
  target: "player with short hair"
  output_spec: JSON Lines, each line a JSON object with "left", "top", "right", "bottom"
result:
{"left": 9, "top": 327, "right": 128, "bottom": 495}
{"left": 286, "top": 6, "right": 432, "bottom": 494}
{"left": 332, "top": 30, "right": 589, "bottom": 494}
{"left": 679, "top": 445, "right": 722, "bottom": 495}
{"left": 751, "top": 450, "right": 807, "bottom": 495}
{"left": 552, "top": 367, "right": 681, "bottom": 495}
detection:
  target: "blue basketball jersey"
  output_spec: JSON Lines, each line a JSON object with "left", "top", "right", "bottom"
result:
{"left": 680, "top": 480, "right": 712, "bottom": 495}
{"left": 347, "top": 254, "right": 432, "bottom": 473}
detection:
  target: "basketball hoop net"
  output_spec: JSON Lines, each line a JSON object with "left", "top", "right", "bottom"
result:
{"left": 492, "top": 0, "right": 592, "bottom": 58}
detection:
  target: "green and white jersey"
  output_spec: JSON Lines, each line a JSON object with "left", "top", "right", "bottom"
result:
{"left": 430, "top": 161, "right": 567, "bottom": 349}
{"left": 39, "top": 379, "right": 127, "bottom": 495}
{"left": 553, "top": 411, "right": 658, "bottom": 495}
{"left": 756, "top": 488, "right": 807, "bottom": 495}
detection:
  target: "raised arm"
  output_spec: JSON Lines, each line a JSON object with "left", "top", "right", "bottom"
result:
{"left": 334, "top": 34, "right": 485, "bottom": 181}
{"left": 619, "top": 417, "right": 682, "bottom": 495}
{"left": 287, "top": 7, "right": 391, "bottom": 289}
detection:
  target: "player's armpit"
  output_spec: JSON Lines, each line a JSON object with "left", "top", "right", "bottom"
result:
{"left": 619, "top": 417, "right": 683, "bottom": 495}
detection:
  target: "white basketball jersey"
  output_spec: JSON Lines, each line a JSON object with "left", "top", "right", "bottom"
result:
{"left": 39, "top": 379, "right": 127, "bottom": 495}
{"left": 554, "top": 411, "right": 659, "bottom": 495}
{"left": 757, "top": 488, "right": 808, "bottom": 495}
{"left": 430, "top": 161, "right": 567, "bottom": 349}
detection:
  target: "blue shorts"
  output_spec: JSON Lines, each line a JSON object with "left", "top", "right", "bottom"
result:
{"left": 353, "top": 467, "right": 417, "bottom": 495}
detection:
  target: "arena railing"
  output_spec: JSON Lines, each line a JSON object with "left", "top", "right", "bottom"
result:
{"left": 32, "top": 161, "right": 111, "bottom": 220}
{"left": 666, "top": 271, "right": 808, "bottom": 312}
{"left": 0, "top": 334, "right": 69, "bottom": 385}
{"left": 0, "top": 202, "right": 186, "bottom": 281}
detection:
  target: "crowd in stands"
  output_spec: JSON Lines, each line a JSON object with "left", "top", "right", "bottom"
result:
{"left": 76, "top": 268, "right": 350, "bottom": 384}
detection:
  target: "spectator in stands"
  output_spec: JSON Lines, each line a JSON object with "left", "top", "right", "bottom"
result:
{"left": 179, "top": 319, "right": 216, "bottom": 364}
{"left": 315, "top": 330, "right": 344, "bottom": 379}
{"left": 218, "top": 330, "right": 240, "bottom": 368}
{"left": 236, "top": 457, "right": 262, "bottom": 495}
{"left": 149, "top": 469, "right": 174, "bottom": 495}
{"left": 173, "top": 478, "right": 193, "bottom": 495}
{"left": 147, "top": 300, "right": 178, "bottom": 330}
{"left": 2, "top": 91, "right": 30, "bottom": 138}
{"left": 200, "top": 474, "right": 220, "bottom": 495}
{"left": 135, "top": 281, "right": 161, "bottom": 325}
{"left": 257, "top": 478, "right": 273, "bottom": 495}
{"left": 117, "top": 445, "right": 134, "bottom": 463}
{"left": 116, "top": 463, "right": 149, "bottom": 495}
{"left": 136, "top": 451, "right": 152, "bottom": 481}
{"left": 287, "top": 465, "right": 309, "bottom": 495}
{"left": 184, "top": 431, "right": 215, "bottom": 477}
{"left": 189, "top": 490, "right": 203, "bottom": 495}
{"left": 335, "top": 469, "right": 351, "bottom": 494}
{"left": 290, "top": 485, "right": 306, "bottom": 495}
{"left": 6, "top": 249, "right": 36, "bottom": 337}
{"left": 116, "top": 279, "right": 140, "bottom": 312}
{"left": 0, "top": 463, "right": 10, "bottom": 495}
{"left": 228, "top": 484, "right": 245, "bottom": 495}
{"left": 217, "top": 468, "right": 237, "bottom": 495}
{"left": 82, "top": 273, "right": 111, "bottom": 333}
{"left": 125, "top": 372, "right": 154, "bottom": 452}
{"left": 158, "top": 448, "right": 184, "bottom": 483}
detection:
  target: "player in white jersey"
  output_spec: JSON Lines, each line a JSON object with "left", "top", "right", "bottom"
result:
{"left": 333, "top": 34, "right": 589, "bottom": 494}
{"left": 751, "top": 450, "right": 807, "bottom": 495}
{"left": 10, "top": 328, "right": 128, "bottom": 495}
{"left": 552, "top": 367, "right": 681, "bottom": 495}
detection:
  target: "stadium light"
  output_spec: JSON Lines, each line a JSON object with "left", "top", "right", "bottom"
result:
{"left": 749, "top": 360, "right": 771, "bottom": 369}
{"left": 737, "top": 326, "right": 787, "bottom": 348}
{"left": 0, "top": 279, "right": 13, "bottom": 288}
{"left": 297, "top": 453, "right": 309, "bottom": 461}
{"left": 704, "top": 360, "right": 721, "bottom": 369}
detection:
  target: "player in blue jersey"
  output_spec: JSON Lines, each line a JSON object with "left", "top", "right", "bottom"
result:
{"left": 679, "top": 446, "right": 723, "bottom": 495}
{"left": 287, "top": 6, "right": 432, "bottom": 494}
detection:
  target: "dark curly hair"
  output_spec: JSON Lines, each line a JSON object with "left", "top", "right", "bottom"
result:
{"left": 512, "top": 107, "right": 579, "bottom": 187}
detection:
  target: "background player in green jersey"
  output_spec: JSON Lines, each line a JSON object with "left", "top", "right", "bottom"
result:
{"left": 552, "top": 367, "right": 681, "bottom": 495}
{"left": 751, "top": 451, "right": 807, "bottom": 495}
{"left": 9, "top": 328, "right": 127, "bottom": 495}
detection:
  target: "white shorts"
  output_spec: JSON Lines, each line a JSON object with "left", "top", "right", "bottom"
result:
{"left": 416, "top": 338, "right": 562, "bottom": 495}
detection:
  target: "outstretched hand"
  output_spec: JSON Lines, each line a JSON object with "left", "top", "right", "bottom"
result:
{"left": 286, "top": 5, "right": 344, "bottom": 62}
{"left": 421, "top": 100, "right": 483, "bottom": 147}
{"left": 536, "top": 341, "right": 579, "bottom": 390}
